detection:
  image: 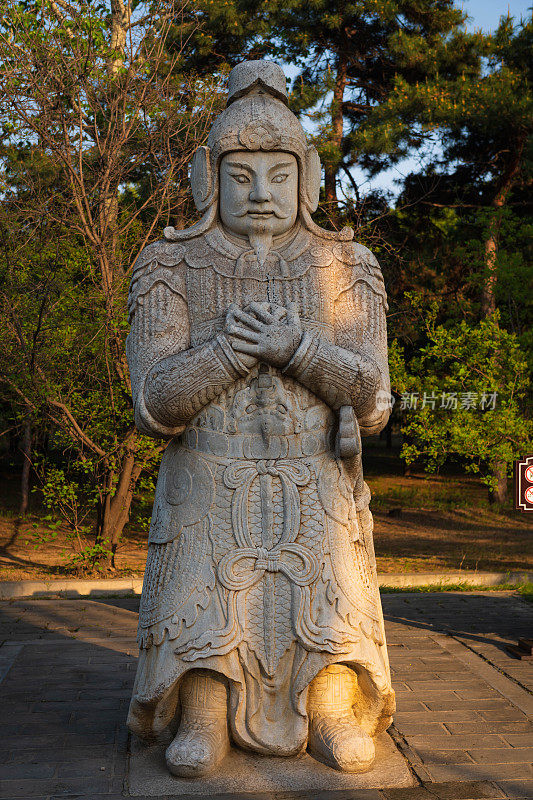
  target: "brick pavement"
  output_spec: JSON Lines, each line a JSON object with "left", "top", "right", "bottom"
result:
{"left": 0, "top": 593, "right": 531, "bottom": 800}
{"left": 383, "top": 594, "right": 533, "bottom": 798}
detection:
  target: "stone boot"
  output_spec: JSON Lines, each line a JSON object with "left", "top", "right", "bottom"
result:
{"left": 166, "top": 670, "right": 229, "bottom": 777}
{"left": 307, "top": 664, "right": 375, "bottom": 773}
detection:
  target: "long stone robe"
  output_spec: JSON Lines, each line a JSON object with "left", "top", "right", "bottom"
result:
{"left": 126, "top": 222, "right": 395, "bottom": 756}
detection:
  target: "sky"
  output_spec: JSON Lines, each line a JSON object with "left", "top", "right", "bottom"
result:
{"left": 461, "top": 0, "right": 531, "bottom": 32}
{"left": 345, "top": 0, "right": 532, "bottom": 197}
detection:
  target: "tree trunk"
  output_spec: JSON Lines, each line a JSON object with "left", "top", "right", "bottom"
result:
{"left": 480, "top": 202, "right": 501, "bottom": 317}
{"left": 489, "top": 460, "right": 508, "bottom": 505}
{"left": 95, "top": 466, "right": 113, "bottom": 565}
{"left": 324, "top": 54, "right": 348, "bottom": 217}
{"left": 324, "top": 166, "right": 338, "bottom": 211}
{"left": 108, "top": 0, "right": 130, "bottom": 76}
{"left": 481, "top": 135, "right": 526, "bottom": 498}
{"left": 18, "top": 419, "right": 32, "bottom": 517}
{"left": 481, "top": 134, "right": 526, "bottom": 317}
{"left": 95, "top": 449, "right": 142, "bottom": 570}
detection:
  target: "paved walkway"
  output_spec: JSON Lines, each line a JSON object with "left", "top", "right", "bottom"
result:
{"left": 0, "top": 592, "right": 531, "bottom": 799}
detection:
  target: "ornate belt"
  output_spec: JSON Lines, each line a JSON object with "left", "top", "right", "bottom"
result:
{"left": 183, "top": 426, "right": 333, "bottom": 459}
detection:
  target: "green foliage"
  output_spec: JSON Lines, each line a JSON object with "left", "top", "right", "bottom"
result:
{"left": 67, "top": 541, "right": 115, "bottom": 574}
{"left": 361, "top": 15, "right": 532, "bottom": 172}
{"left": 391, "top": 303, "right": 532, "bottom": 491}
{"left": 38, "top": 464, "right": 91, "bottom": 535}
{"left": 0, "top": 0, "right": 220, "bottom": 569}
{"left": 28, "top": 457, "right": 115, "bottom": 573}
{"left": 519, "top": 583, "right": 533, "bottom": 603}
{"left": 380, "top": 17, "right": 532, "bottom": 321}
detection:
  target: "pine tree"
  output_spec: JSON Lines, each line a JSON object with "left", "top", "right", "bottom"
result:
{"left": 380, "top": 14, "right": 532, "bottom": 503}
{"left": 266, "top": 0, "right": 477, "bottom": 220}
{"left": 419, "top": 15, "right": 532, "bottom": 317}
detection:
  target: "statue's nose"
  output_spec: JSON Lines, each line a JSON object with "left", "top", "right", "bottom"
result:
{"left": 249, "top": 179, "right": 271, "bottom": 203}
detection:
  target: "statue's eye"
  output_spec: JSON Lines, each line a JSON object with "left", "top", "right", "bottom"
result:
{"left": 271, "top": 174, "right": 288, "bottom": 184}
{"left": 232, "top": 173, "right": 250, "bottom": 184}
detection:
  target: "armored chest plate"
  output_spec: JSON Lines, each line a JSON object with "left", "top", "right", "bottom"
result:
{"left": 182, "top": 224, "right": 340, "bottom": 345}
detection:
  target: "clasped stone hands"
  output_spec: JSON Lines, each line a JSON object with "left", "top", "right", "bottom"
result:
{"left": 225, "top": 301, "right": 303, "bottom": 369}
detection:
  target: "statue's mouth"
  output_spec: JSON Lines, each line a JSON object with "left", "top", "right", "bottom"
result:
{"left": 247, "top": 211, "right": 274, "bottom": 218}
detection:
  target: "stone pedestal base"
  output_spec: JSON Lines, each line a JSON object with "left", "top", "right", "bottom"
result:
{"left": 127, "top": 732, "right": 414, "bottom": 797}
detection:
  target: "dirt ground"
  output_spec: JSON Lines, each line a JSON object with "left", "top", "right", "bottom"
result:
{"left": 1, "top": 469, "right": 531, "bottom": 580}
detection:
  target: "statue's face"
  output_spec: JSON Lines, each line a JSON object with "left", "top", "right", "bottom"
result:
{"left": 219, "top": 151, "right": 298, "bottom": 239}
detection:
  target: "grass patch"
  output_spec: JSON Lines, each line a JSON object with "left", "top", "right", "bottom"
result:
{"left": 516, "top": 582, "right": 533, "bottom": 603}
{"left": 380, "top": 581, "right": 533, "bottom": 594}
{"left": 371, "top": 481, "right": 490, "bottom": 513}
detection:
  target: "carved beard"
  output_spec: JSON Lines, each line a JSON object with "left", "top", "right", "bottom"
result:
{"left": 248, "top": 222, "right": 273, "bottom": 267}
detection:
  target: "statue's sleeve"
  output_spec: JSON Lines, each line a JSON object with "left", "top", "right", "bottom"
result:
{"left": 126, "top": 243, "right": 250, "bottom": 439}
{"left": 283, "top": 242, "right": 390, "bottom": 435}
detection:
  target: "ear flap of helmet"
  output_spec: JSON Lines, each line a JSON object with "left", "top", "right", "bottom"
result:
{"left": 190, "top": 146, "right": 214, "bottom": 211}
{"left": 305, "top": 146, "right": 321, "bottom": 212}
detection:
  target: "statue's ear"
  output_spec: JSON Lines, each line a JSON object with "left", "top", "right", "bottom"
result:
{"left": 304, "top": 146, "right": 321, "bottom": 212}
{"left": 190, "top": 146, "right": 213, "bottom": 211}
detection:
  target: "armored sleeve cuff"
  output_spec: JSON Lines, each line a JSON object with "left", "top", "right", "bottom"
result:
{"left": 214, "top": 333, "right": 250, "bottom": 378}
{"left": 134, "top": 394, "right": 186, "bottom": 440}
{"left": 144, "top": 334, "right": 250, "bottom": 429}
{"left": 358, "top": 407, "right": 391, "bottom": 437}
{"left": 283, "top": 332, "right": 380, "bottom": 413}
{"left": 283, "top": 332, "right": 320, "bottom": 377}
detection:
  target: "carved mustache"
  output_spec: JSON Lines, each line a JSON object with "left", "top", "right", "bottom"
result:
{"left": 230, "top": 206, "right": 293, "bottom": 219}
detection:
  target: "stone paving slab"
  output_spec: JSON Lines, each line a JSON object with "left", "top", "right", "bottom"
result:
{"left": 0, "top": 593, "right": 532, "bottom": 799}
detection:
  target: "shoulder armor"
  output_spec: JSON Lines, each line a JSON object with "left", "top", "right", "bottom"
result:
{"left": 333, "top": 241, "right": 380, "bottom": 271}
{"left": 179, "top": 228, "right": 241, "bottom": 276}
{"left": 129, "top": 240, "right": 187, "bottom": 320}
{"left": 131, "top": 240, "right": 186, "bottom": 277}
{"left": 296, "top": 233, "right": 335, "bottom": 269}
{"left": 333, "top": 241, "right": 387, "bottom": 308}
{"left": 183, "top": 233, "right": 226, "bottom": 270}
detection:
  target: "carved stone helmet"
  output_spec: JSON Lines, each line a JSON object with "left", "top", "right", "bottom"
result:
{"left": 190, "top": 60, "right": 321, "bottom": 216}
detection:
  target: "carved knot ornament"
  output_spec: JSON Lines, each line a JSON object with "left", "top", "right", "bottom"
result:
{"left": 238, "top": 121, "right": 282, "bottom": 151}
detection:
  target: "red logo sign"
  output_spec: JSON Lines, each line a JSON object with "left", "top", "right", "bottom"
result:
{"left": 514, "top": 455, "right": 533, "bottom": 512}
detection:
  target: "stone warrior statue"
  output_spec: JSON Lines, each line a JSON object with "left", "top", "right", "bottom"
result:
{"left": 126, "top": 60, "right": 395, "bottom": 777}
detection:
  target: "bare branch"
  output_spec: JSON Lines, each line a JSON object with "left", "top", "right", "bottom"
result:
{"left": 47, "top": 400, "right": 106, "bottom": 457}
{"left": 49, "top": 1, "right": 75, "bottom": 39}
